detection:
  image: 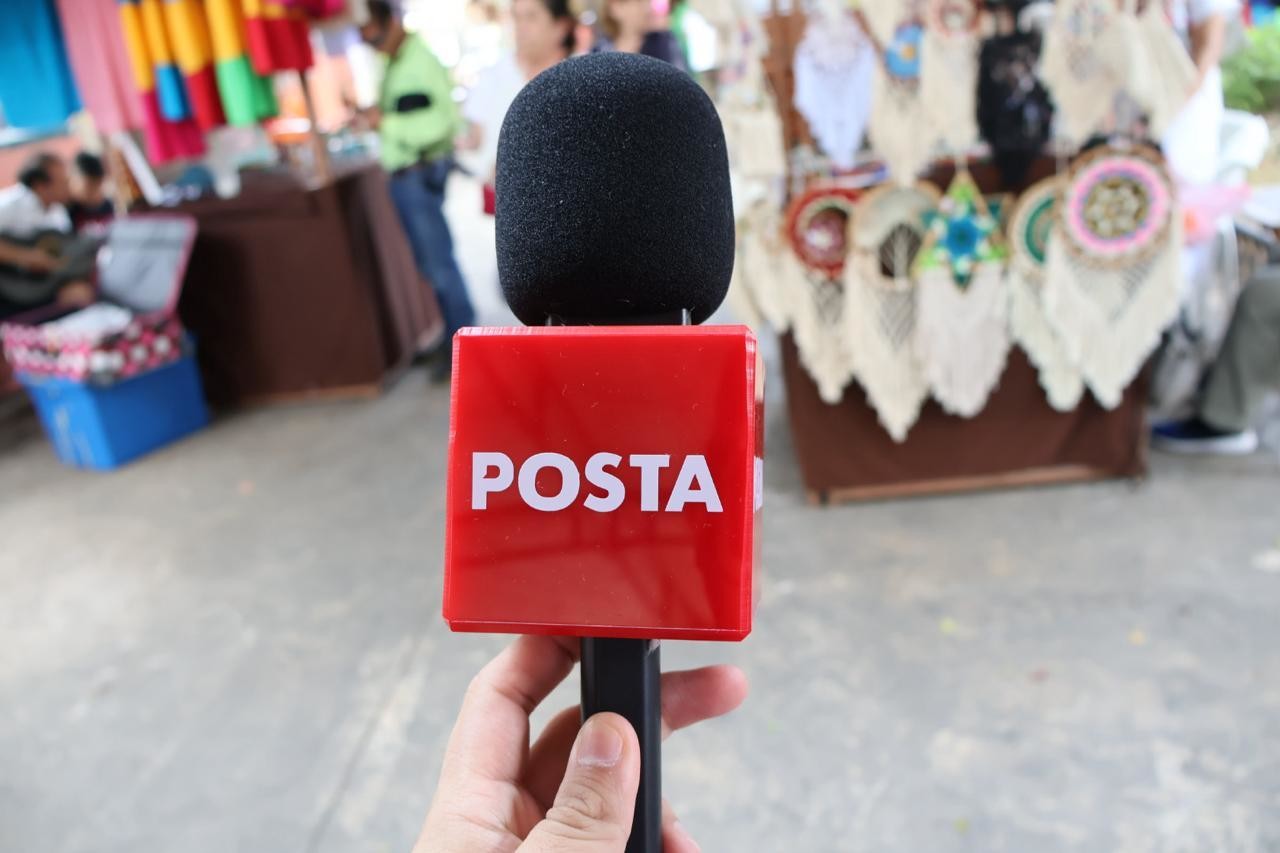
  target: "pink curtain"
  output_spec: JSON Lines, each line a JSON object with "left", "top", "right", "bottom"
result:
{"left": 55, "top": 0, "right": 146, "bottom": 133}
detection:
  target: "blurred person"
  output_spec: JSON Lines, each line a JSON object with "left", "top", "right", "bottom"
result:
{"left": 412, "top": 635, "right": 747, "bottom": 852}
{"left": 460, "top": 0, "right": 575, "bottom": 190}
{"left": 1154, "top": 262, "right": 1280, "bottom": 455}
{"left": 360, "top": 0, "right": 475, "bottom": 379}
{"left": 1161, "top": 0, "right": 1239, "bottom": 186}
{"left": 67, "top": 152, "right": 114, "bottom": 232}
{"left": 0, "top": 152, "right": 96, "bottom": 319}
{"left": 594, "top": 0, "right": 686, "bottom": 68}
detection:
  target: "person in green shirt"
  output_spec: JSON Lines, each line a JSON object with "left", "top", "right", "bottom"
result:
{"left": 361, "top": 0, "right": 474, "bottom": 379}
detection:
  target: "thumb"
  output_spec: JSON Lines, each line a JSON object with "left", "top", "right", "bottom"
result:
{"left": 520, "top": 713, "right": 641, "bottom": 852}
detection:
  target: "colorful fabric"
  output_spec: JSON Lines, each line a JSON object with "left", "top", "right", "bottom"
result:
{"left": 119, "top": 0, "right": 207, "bottom": 163}
{"left": 242, "top": 0, "right": 313, "bottom": 74}
{"left": 133, "top": 0, "right": 191, "bottom": 121}
{"left": 784, "top": 187, "right": 861, "bottom": 276}
{"left": 56, "top": 0, "right": 145, "bottom": 134}
{"left": 917, "top": 171, "right": 1004, "bottom": 286}
{"left": 213, "top": 55, "right": 278, "bottom": 124}
{"left": 205, "top": 0, "right": 279, "bottom": 125}
{"left": 1060, "top": 149, "right": 1173, "bottom": 266}
{"left": 0, "top": 0, "right": 82, "bottom": 129}
{"left": 162, "top": 0, "right": 226, "bottom": 129}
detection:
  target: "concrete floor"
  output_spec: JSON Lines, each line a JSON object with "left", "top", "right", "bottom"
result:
{"left": 4, "top": 179, "right": 1280, "bottom": 852}
{"left": 2, "top": 354, "right": 1280, "bottom": 852}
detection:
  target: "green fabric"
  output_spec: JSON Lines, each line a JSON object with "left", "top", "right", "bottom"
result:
{"left": 378, "top": 34, "right": 460, "bottom": 172}
{"left": 1200, "top": 267, "right": 1280, "bottom": 432}
{"left": 216, "top": 55, "right": 279, "bottom": 126}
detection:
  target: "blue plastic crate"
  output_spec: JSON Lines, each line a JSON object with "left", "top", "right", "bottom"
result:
{"left": 20, "top": 356, "right": 210, "bottom": 471}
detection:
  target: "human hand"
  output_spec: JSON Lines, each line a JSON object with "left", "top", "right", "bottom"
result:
{"left": 414, "top": 635, "right": 748, "bottom": 852}
{"left": 56, "top": 280, "right": 95, "bottom": 307}
{"left": 22, "top": 248, "right": 57, "bottom": 274}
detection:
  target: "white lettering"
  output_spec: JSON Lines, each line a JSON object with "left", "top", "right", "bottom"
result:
{"left": 470, "top": 452, "right": 725, "bottom": 513}
{"left": 518, "top": 452, "right": 580, "bottom": 512}
{"left": 665, "top": 455, "right": 723, "bottom": 512}
{"left": 472, "top": 452, "right": 514, "bottom": 509}
{"left": 628, "top": 454, "right": 671, "bottom": 512}
{"left": 583, "top": 452, "right": 625, "bottom": 513}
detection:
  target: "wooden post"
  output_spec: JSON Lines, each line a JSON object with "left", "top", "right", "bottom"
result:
{"left": 299, "top": 69, "right": 333, "bottom": 185}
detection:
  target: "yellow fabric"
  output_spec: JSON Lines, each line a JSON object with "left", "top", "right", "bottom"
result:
{"left": 205, "top": 0, "right": 247, "bottom": 61}
{"left": 120, "top": 2, "right": 156, "bottom": 90}
{"left": 139, "top": 0, "right": 175, "bottom": 66}
{"left": 163, "top": 0, "right": 215, "bottom": 73}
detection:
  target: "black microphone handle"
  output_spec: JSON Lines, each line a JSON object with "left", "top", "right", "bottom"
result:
{"left": 547, "top": 309, "right": 690, "bottom": 853}
{"left": 581, "top": 637, "right": 663, "bottom": 853}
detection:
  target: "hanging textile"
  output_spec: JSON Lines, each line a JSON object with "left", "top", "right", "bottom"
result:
{"left": 912, "top": 170, "right": 1010, "bottom": 416}
{"left": 783, "top": 186, "right": 863, "bottom": 401}
{"left": 0, "top": 0, "right": 82, "bottom": 129}
{"left": 733, "top": 199, "right": 854, "bottom": 401}
{"left": 161, "top": 0, "right": 227, "bottom": 129}
{"left": 135, "top": 0, "right": 193, "bottom": 121}
{"left": 865, "top": 3, "right": 935, "bottom": 184}
{"left": 1129, "top": 0, "right": 1196, "bottom": 138}
{"left": 56, "top": 0, "right": 145, "bottom": 134}
{"left": 1043, "top": 144, "right": 1183, "bottom": 408}
{"left": 1038, "top": 0, "right": 1126, "bottom": 143}
{"left": 919, "top": 0, "right": 980, "bottom": 154}
{"left": 206, "top": 0, "right": 279, "bottom": 125}
{"left": 976, "top": 30, "right": 1054, "bottom": 187}
{"left": 1005, "top": 175, "right": 1086, "bottom": 410}
{"left": 119, "top": 0, "right": 207, "bottom": 163}
{"left": 792, "top": 9, "right": 875, "bottom": 172}
{"left": 843, "top": 181, "right": 939, "bottom": 440}
{"left": 242, "top": 0, "right": 314, "bottom": 74}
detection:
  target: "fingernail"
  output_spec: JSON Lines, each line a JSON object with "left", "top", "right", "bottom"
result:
{"left": 574, "top": 716, "right": 623, "bottom": 768}
{"left": 672, "top": 821, "right": 701, "bottom": 852}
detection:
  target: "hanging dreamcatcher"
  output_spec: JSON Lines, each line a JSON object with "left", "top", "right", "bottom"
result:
{"left": 911, "top": 170, "right": 1011, "bottom": 417}
{"left": 793, "top": 8, "right": 877, "bottom": 172}
{"left": 976, "top": 26, "right": 1055, "bottom": 187}
{"left": 1038, "top": 0, "right": 1127, "bottom": 143}
{"left": 843, "top": 181, "right": 940, "bottom": 440}
{"left": 780, "top": 186, "right": 864, "bottom": 401}
{"left": 1006, "top": 175, "right": 1087, "bottom": 410}
{"left": 864, "top": 1, "right": 936, "bottom": 184}
{"left": 1043, "top": 143, "right": 1183, "bottom": 408}
{"left": 1129, "top": 0, "right": 1197, "bottom": 138}
{"left": 920, "top": 0, "right": 981, "bottom": 154}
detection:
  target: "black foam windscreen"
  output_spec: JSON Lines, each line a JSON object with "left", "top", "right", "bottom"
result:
{"left": 495, "top": 52, "right": 734, "bottom": 326}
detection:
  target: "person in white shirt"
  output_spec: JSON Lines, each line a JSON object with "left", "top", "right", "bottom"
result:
{"left": 0, "top": 152, "right": 73, "bottom": 272}
{"left": 0, "top": 152, "right": 95, "bottom": 318}
{"left": 1162, "top": 0, "right": 1239, "bottom": 186}
{"left": 460, "top": 0, "right": 575, "bottom": 186}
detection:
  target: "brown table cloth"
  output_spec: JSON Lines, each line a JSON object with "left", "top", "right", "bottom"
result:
{"left": 175, "top": 163, "right": 441, "bottom": 407}
{"left": 781, "top": 335, "right": 1148, "bottom": 502}
{"left": 780, "top": 157, "right": 1149, "bottom": 502}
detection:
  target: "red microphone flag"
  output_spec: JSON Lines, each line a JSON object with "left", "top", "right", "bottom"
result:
{"left": 444, "top": 326, "right": 762, "bottom": 642}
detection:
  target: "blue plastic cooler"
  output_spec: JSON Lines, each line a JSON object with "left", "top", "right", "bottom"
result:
{"left": 20, "top": 355, "right": 209, "bottom": 471}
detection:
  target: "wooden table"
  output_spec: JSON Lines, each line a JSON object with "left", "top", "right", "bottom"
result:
{"left": 175, "top": 163, "right": 442, "bottom": 408}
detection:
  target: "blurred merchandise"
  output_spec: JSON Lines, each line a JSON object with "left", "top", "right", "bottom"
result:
{"left": 1, "top": 216, "right": 197, "bottom": 386}
{"left": 1, "top": 215, "right": 207, "bottom": 470}
{"left": 22, "top": 354, "right": 208, "bottom": 470}
{"left": 0, "top": 0, "right": 82, "bottom": 131}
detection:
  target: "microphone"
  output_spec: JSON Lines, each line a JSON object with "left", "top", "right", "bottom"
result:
{"left": 444, "top": 52, "right": 760, "bottom": 853}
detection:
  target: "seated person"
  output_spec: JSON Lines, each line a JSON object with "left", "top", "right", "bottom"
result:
{"left": 1154, "top": 259, "right": 1280, "bottom": 455}
{"left": 67, "top": 152, "right": 113, "bottom": 232}
{"left": 0, "top": 152, "right": 97, "bottom": 320}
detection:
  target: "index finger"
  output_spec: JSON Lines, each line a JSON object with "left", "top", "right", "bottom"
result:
{"left": 438, "top": 635, "right": 581, "bottom": 787}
